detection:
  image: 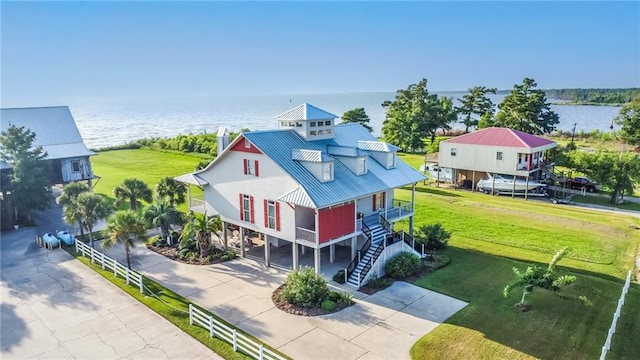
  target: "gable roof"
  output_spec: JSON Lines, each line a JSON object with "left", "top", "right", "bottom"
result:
{"left": 242, "top": 123, "right": 425, "bottom": 208}
{"left": 443, "top": 127, "right": 556, "bottom": 149}
{"left": 275, "top": 103, "right": 338, "bottom": 121}
{"left": 0, "top": 106, "right": 95, "bottom": 159}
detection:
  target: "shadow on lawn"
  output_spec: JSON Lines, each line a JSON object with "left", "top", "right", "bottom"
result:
{"left": 401, "top": 185, "right": 462, "bottom": 198}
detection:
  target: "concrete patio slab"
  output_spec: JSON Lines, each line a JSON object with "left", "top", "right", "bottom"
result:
{"left": 352, "top": 322, "right": 418, "bottom": 360}
{"left": 405, "top": 290, "right": 468, "bottom": 323}
{"left": 211, "top": 294, "right": 275, "bottom": 324}
{"left": 384, "top": 310, "right": 439, "bottom": 336}
{"left": 375, "top": 281, "right": 433, "bottom": 306}
{"left": 189, "top": 282, "right": 246, "bottom": 308}
{"left": 238, "top": 307, "right": 316, "bottom": 348}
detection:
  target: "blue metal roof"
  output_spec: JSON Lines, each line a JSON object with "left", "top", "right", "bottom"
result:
{"left": 291, "top": 149, "right": 334, "bottom": 163}
{"left": 327, "top": 145, "right": 368, "bottom": 158}
{"left": 243, "top": 124, "right": 425, "bottom": 208}
{"left": 275, "top": 103, "right": 338, "bottom": 121}
{"left": 357, "top": 140, "right": 402, "bottom": 152}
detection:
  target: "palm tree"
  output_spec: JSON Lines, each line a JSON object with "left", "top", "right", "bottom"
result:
{"left": 503, "top": 247, "right": 585, "bottom": 307}
{"left": 56, "top": 182, "right": 90, "bottom": 237}
{"left": 144, "top": 197, "right": 183, "bottom": 242}
{"left": 179, "top": 213, "right": 221, "bottom": 258}
{"left": 76, "top": 192, "right": 113, "bottom": 248}
{"left": 155, "top": 176, "right": 187, "bottom": 207}
{"left": 104, "top": 210, "right": 147, "bottom": 269}
{"left": 113, "top": 178, "right": 153, "bottom": 211}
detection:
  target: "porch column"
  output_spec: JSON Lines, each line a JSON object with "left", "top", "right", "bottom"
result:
{"left": 512, "top": 175, "right": 516, "bottom": 198}
{"left": 222, "top": 221, "right": 228, "bottom": 249}
{"left": 330, "top": 244, "right": 335, "bottom": 263}
{"left": 187, "top": 186, "right": 192, "bottom": 210}
{"left": 292, "top": 240, "right": 299, "bottom": 270}
{"left": 351, "top": 236, "right": 357, "bottom": 259}
{"left": 491, "top": 173, "right": 496, "bottom": 195}
{"left": 239, "top": 226, "right": 245, "bottom": 258}
{"left": 472, "top": 171, "right": 476, "bottom": 192}
{"left": 301, "top": 245, "right": 307, "bottom": 255}
{"left": 525, "top": 177, "right": 529, "bottom": 200}
{"left": 314, "top": 248, "right": 321, "bottom": 274}
{"left": 409, "top": 183, "right": 416, "bottom": 237}
{"left": 264, "top": 236, "right": 271, "bottom": 267}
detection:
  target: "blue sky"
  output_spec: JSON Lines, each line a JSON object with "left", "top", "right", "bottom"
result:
{"left": 1, "top": 1, "right": 638, "bottom": 105}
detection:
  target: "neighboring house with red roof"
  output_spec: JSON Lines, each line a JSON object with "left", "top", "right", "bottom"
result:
{"left": 176, "top": 103, "right": 426, "bottom": 288}
{"left": 438, "top": 127, "right": 556, "bottom": 188}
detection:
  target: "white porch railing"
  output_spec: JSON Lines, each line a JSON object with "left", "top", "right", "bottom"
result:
{"left": 295, "top": 227, "right": 316, "bottom": 243}
{"left": 384, "top": 199, "right": 413, "bottom": 221}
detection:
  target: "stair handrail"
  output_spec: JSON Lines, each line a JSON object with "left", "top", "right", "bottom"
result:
{"left": 398, "top": 230, "right": 423, "bottom": 256}
{"left": 379, "top": 214, "right": 392, "bottom": 234}
{"left": 346, "top": 222, "right": 373, "bottom": 281}
{"left": 359, "top": 242, "right": 384, "bottom": 286}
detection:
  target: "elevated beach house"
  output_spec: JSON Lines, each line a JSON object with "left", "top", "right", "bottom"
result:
{"left": 1, "top": 106, "right": 96, "bottom": 229}
{"left": 437, "top": 127, "right": 557, "bottom": 195}
{"left": 176, "top": 103, "right": 425, "bottom": 287}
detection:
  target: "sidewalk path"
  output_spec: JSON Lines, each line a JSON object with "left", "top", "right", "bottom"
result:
{"left": 99, "top": 242, "right": 468, "bottom": 360}
{"left": 1, "top": 227, "right": 221, "bottom": 360}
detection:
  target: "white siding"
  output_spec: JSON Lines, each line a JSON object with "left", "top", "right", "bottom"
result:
{"left": 198, "top": 149, "right": 300, "bottom": 242}
{"left": 333, "top": 156, "right": 367, "bottom": 175}
{"left": 439, "top": 143, "right": 529, "bottom": 176}
{"left": 60, "top": 157, "right": 91, "bottom": 182}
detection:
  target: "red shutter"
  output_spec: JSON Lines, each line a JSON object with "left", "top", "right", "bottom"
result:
{"left": 263, "top": 199, "right": 268, "bottom": 227}
{"left": 243, "top": 159, "right": 248, "bottom": 175}
{"left": 372, "top": 194, "right": 377, "bottom": 211}
{"left": 275, "top": 202, "right": 281, "bottom": 231}
{"left": 239, "top": 194, "right": 244, "bottom": 221}
{"left": 249, "top": 196, "right": 255, "bottom": 223}
{"left": 254, "top": 160, "right": 259, "bottom": 177}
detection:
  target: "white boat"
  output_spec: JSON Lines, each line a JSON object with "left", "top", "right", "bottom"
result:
{"left": 476, "top": 174, "right": 546, "bottom": 194}
{"left": 419, "top": 164, "right": 453, "bottom": 182}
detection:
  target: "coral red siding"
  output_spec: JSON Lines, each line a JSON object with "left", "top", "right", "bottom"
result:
{"left": 318, "top": 202, "right": 355, "bottom": 243}
{"left": 230, "top": 136, "right": 262, "bottom": 154}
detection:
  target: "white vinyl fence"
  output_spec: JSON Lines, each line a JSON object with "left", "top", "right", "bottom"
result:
{"left": 600, "top": 270, "right": 632, "bottom": 360}
{"left": 189, "top": 305, "right": 285, "bottom": 360}
{"left": 74, "top": 239, "right": 286, "bottom": 360}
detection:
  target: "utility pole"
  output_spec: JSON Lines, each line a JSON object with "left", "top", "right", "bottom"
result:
{"left": 570, "top": 122, "right": 577, "bottom": 144}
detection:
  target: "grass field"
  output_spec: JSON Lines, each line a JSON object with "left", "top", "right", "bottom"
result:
{"left": 91, "top": 149, "right": 203, "bottom": 212}
{"left": 391, "top": 176, "right": 640, "bottom": 358}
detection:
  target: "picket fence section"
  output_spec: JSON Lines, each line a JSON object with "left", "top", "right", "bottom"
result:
{"left": 74, "top": 239, "right": 286, "bottom": 360}
{"left": 600, "top": 270, "right": 632, "bottom": 360}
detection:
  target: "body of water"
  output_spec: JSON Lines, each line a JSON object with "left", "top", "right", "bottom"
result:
{"left": 69, "top": 92, "right": 622, "bottom": 149}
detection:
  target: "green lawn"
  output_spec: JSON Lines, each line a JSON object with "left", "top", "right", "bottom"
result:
{"left": 410, "top": 248, "right": 640, "bottom": 359}
{"left": 91, "top": 149, "right": 203, "bottom": 212}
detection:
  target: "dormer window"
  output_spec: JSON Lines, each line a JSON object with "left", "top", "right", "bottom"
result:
{"left": 322, "top": 162, "right": 334, "bottom": 182}
{"left": 324, "top": 121, "right": 331, "bottom": 126}
{"left": 387, "top": 153, "right": 396, "bottom": 168}
{"left": 244, "top": 138, "right": 251, "bottom": 148}
{"left": 357, "top": 157, "right": 367, "bottom": 175}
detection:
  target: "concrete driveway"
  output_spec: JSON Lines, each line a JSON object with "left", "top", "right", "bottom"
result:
{"left": 100, "top": 242, "right": 468, "bottom": 360}
{"left": 0, "top": 225, "right": 221, "bottom": 360}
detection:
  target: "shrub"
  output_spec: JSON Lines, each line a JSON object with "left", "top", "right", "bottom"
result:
{"left": 279, "top": 266, "right": 329, "bottom": 307}
{"left": 385, "top": 252, "right": 422, "bottom": 279}
{"left": 416, "top": 223, "right": 451, "bottom": 252}
{"left": 321, "top": 300, "right": 336, "bottom": 311}
{"left": 332, "top": 270, "right": 346, "bottom": 284}
{"left": 220, "top": 249, "right": 237, "bottom": 261}
{"left": 337, "top": 292, "right": 353, "bottom": 305}
{"left": 328, "top": 291, "right": 342, "bottom": 302}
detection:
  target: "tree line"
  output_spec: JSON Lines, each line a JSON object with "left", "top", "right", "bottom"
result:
{"left": 544, "top": 88, "right": 640, "bottom": 105}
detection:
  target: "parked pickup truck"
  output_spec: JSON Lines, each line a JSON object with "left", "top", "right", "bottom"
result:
{"left": 561, "top": 177, "right": 599, "bottom": 192}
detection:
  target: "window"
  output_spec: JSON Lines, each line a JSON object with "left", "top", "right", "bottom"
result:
{"left": 243, "top": 159, "right": 259, "bottom": 176}
{"left": 322, "top": 162, "right": 333, "bottom": 181}
{"left": 317, "top": 130, "right": 324, "bottom": 135}
{"left": 310, "top": 122, "right": 316, "bottom": 127}
{"left": 387, "top": 153, "right": 396, "bottom": 168}
{"left": 239, "top": 194, "right": 254, "bottom": 223}
{"left": 496, "top": 152, "right": 503, "bottom": 160}
{"left": 71, "top": 160, "right": 81, "bottom": 173}
{"left": 296, "top": 122, "right": 302, "bottom": 127}
{"left": 244, "top": 138, "right": 251, "bottom": 148}
{"left": 310, "top": 130, "right": 317, "bottom": 136}
{"left": 264, "top": 200, "right": 280, "bottom": 230}
{"left": 324, "top": 121, "right": 331, "bottom": 126}
{"left": 357, "top": 157, "right": 366, "bottom": 174}
{"left": 325, "top": 129, "right": 332, "bottom": 135}
{"left": 451, "top": 148, "right": 457, "bottom": 156}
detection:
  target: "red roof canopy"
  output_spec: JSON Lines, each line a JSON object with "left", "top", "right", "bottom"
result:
{"left": 445, "top": 128, "right": 555, "bottom": 148}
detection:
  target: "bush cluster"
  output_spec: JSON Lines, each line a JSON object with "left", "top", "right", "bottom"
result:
{"left": 280, "top": 267, "right": 352, "bottom": 309}
{"left": 385, "top": 252, "right": 422, "bottom": 279}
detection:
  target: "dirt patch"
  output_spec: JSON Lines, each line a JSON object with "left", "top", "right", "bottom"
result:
{"left": 147, "top": 245, "right": 228, "bottom": 265}
{"left": 271, "top": 285, "right": 353, "bottom": 316}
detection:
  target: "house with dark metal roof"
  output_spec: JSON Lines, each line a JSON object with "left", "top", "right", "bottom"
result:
{"left": 176, "top": 103, "right": 426, "bottom": 287}
{"left": 0, "top": 106, "right": 96, "bottom": 185}
{"left": 437, "top": 127, "right": 557, "bottom": 194}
